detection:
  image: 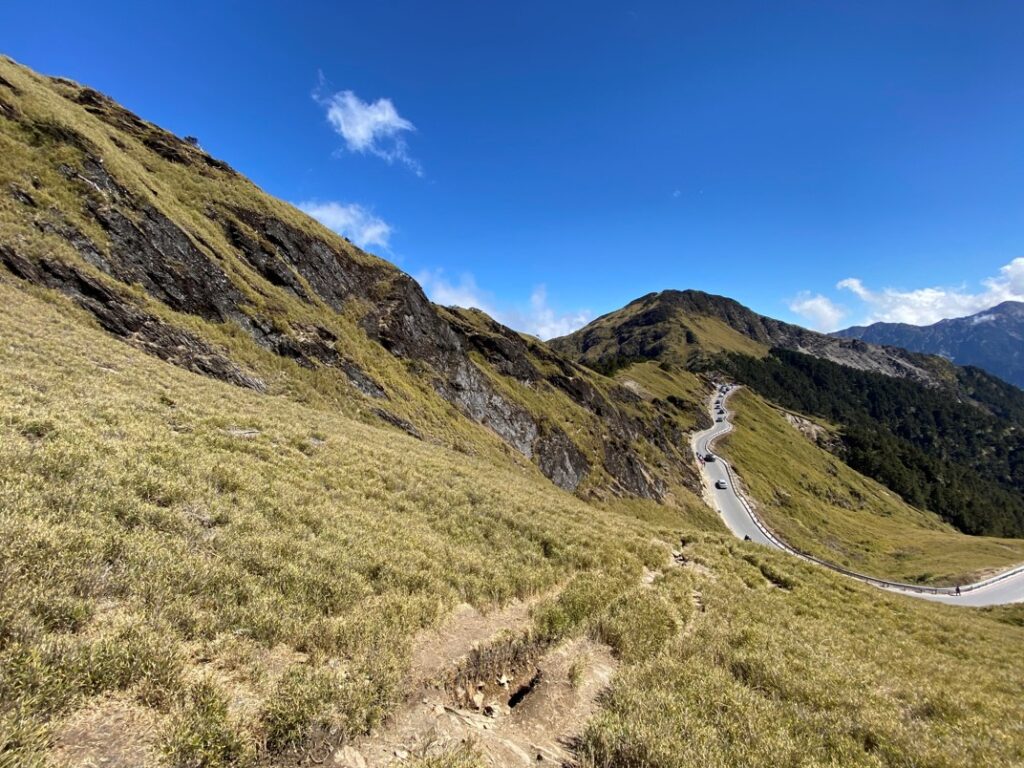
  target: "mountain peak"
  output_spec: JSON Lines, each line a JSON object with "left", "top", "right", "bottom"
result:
{"left": 551, "top": 288, "right": 950, "bottom": 385}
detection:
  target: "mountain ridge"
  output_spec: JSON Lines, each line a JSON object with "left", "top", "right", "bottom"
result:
{"left": 834, "top": 301, "right": 1024, "bottom": 389}
{"left": 551, "top": 288, "right": 957, "bottom": 385}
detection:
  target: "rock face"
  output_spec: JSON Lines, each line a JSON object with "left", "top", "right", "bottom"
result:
{"left": 0, "top": 246, "right": 265, "bottom": 391}
{"left": 835, "top": 302, "right": 1024, "bottom": 390}
{"left": 0, "top": 57, "right": 701, "bottom": 501}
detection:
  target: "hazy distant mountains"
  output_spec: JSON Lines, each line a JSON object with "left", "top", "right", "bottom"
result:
{"left": 834, "top": 302, "right": 1024, "bottom": 389}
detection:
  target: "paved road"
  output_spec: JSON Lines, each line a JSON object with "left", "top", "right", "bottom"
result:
{"left": 693, "top": 387, "right": 1024, "bottom": 607}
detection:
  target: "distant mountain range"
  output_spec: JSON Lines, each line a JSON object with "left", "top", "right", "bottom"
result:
{"left": 834, "top": 302, "right": 1024, "bottom": 389}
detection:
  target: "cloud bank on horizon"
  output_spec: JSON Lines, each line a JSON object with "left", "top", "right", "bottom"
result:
{"left": 416, "top": 269, "right": 593, "bottom": 340}
{"left": 789, "top": 257, "right": 1024, "bottom": 332}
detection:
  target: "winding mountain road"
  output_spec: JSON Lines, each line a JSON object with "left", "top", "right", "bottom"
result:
{"left": 693, "top": 387, "right": 1024, "bottom": 606}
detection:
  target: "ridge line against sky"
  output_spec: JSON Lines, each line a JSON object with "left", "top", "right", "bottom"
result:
{"left": 4, "top": 1, "right": 1024, "bottom": 339}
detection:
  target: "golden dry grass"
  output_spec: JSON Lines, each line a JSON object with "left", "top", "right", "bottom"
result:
{"left": 3, "top": 285, "right": 1024, "bottom": 768}
{"left": 718, "top": 389, "right": 1024, "bottom": 584}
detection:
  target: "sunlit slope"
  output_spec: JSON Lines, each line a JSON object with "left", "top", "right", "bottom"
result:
{"left": 0, "top": 55, "right": 702, "bottom": 506}
{"left": 719, "top": 389, "right": 1024, "bottom": 584}
{"left": 549, "top": 296, "right": 768, "bottom": 374}
{"left": 4, "top": 284, "right": 1024, "bottom": 767}
{"left": 0, "top": 281, "right": 676, "bottom": 764}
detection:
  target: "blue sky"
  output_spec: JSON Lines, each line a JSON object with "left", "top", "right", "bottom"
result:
{"left": 4, "top": 1, "right": 1024, "bottom": 337}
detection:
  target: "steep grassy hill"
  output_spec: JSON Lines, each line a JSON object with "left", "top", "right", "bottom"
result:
{"left": 4, "top": 279, "right": 1024, "bottom": 768}
{"left": 3, "top": 57, "right": 1024, "bottom": 768}
{"left": 0, "top": 55, "right": 704, "bottom": 510}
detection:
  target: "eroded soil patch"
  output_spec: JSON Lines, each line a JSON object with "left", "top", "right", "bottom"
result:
{"left": 49, "top": 695, "right": 161, "bottom": 768}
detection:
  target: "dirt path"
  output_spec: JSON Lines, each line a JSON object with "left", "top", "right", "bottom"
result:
{"left": 342, "top": 635, "right": 616, "bottom": 767}
{"left": 328, "top": 579, "right": 625, "bottom": 767}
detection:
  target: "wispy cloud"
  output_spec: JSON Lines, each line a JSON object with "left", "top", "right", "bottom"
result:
{"left": 296, "top": 200, "right": 392, "bottom": 250}
{"left": 314, "top": 79, "right": 422, "bottom": 175}
{"left": 838, "top": 257, "right": 1024, "bottom": 326}
{"left": 416, "top": 269, "right": 497, "bottom": 315}
{"left": 520, "top": 285, "right": 593, "bottom": 339}
{"left": 416, "top": 269, "right": 592, "bottom": 339}
{"left": 787, "top": 292, "right": 847, "bottom": 332}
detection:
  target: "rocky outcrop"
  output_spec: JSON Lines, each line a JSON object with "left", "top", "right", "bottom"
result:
{"left": 0, "top": 245, "right": 265, "bottom": 391}
{"left": 535, "top": 425, "right": 589, "bottom": 493}
{"left": 372, "top": 408, "right": 423, "bottom": 440}
{"left": 603, "top": 440, "right": 665, "bottom": 499}
{"left": 0, "top": 59, "right": 708, "bottom": 503}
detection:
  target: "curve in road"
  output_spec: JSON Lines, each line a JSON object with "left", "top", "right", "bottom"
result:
{"left": 692, "top": 386, "right": 1024, "bottom": 607}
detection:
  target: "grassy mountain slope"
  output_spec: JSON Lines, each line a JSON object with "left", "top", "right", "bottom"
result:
{"left": 551, "top": 289, "right": 950, "bottom": 383}
{"left": 0, "top": 55, "right": 702, "bottom": 510}
{"left": 555, "top": 289, "right": 1024, "bottom": 541}
{"left": 719, "top": 389, "right": 1024, "bottom": 584}
{"left": 3, "top": 281, "right": 1023, "bottom": 767}
{"left": 3, "top": 56, "right": 1024, "bottom": 768}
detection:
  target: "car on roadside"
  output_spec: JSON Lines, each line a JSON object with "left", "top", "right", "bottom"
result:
{"left": 705, "top": 453, "right": 716, "bottom": 462}
{"left": 715, "top": 479, "right": 728, "bottom": 489}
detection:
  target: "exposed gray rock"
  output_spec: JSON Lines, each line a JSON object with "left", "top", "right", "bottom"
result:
{"left": 340, "top": 359, "right": 387, "bottom": 399}
{"left": 535, "top": 426, "right": 589, "bottom": 492}
{"left": 221, "top": 215, "right": 312, "bottom": 302}
{"left": 372, "top": 408, "right": 422, "bottom": 440}
{"left": 0, "top": 246, "right": 265, "bottom": 391}
{"left": 85, "top": 201, "right": 244, "bottom": 323}
{"left": 232, "top": 207, "right": 376, "bottom": 311}
{"left": 603, "top": 440, "right": 666, "bottom": 500}
{"left": 9, "top": 183, "right": 35, "bottom": 207}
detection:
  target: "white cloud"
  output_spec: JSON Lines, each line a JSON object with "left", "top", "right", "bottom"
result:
{"left": 522, "top": 285, "right": 594, "bottom": 339}
{"left": 788, "top": 292, "right": 847, "bottom": 332}
{"left": 837, "top": 257, "right": 1024, "bottom": 326}
{"left": 314, "top": 83, "right": 422, "bottom": 175}
{"left": 296, "top": 201, "right": 392, "bottom": 250}
{"left": 416, "top": 270, "right": 592, "bottom": 340}
{"left": 416, "top": 269, "right": 497, "bottom": 316}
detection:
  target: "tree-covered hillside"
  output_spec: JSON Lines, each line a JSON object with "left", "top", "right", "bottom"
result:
{"left": 715, "top": 348, "right": 1024, "bottom": 537}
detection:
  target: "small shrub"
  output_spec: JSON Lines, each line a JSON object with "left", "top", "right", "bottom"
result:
{"left": 260, "top": 665, "right": 340, "bottom": 752}
{"left": 597, "top": 590, "right": 677, "bottom": 663}
{"left": 162, "top": 679, "right": 249, "bottom": 767}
